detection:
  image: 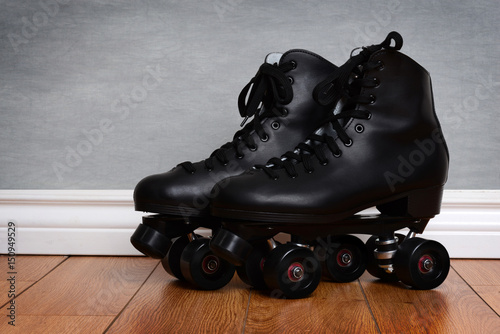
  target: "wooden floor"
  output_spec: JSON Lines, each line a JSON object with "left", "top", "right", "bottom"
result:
{"left": 1, "top": 256, "right": 499, "bottom": 333}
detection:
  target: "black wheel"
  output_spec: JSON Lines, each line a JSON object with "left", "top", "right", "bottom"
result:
{"left": 365, "top": 233, "right": 405, "bottom": 282}
{"left": 317, "top": 235, "right": 367, "bottom": 282}
{"left": 209, "top": 228, "right": 253, "bottom": 266}
{"left": 130, "top": 223, "right": 172, "bottom": 259}
{"left": 263, "top": 243, "right": 322, "bottom": 299}
{"left": 162, "top": 235, "right": 193, "bottom": 280}
{"left": 394, "top": 237, "right": 450, "bottom": 290}
{"left": 237, "top": 241, "right": 275, "bottom": 290}
{"left": 180, "top": 238, "right": 236, "bottom": 290}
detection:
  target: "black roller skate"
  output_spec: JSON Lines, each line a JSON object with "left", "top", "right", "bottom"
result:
{"left": 131, "top": 50, "right": 340, "bottom": 289}
{"left": 210, "top": 32, "right": 451, "bottom": 298}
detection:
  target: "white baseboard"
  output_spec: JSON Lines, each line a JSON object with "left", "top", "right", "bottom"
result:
{"left": 1, "top": 190, "right": 499, "bottom": 258}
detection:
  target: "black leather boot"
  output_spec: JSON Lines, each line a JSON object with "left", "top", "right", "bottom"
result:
{"left": 130, "top": 49, "right": 338, "bottom": 289}
{"left": 210, "top": 32, "right": 451, "bottom": 298}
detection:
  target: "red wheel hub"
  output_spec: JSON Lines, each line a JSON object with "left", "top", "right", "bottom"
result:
{"left": 287, "top": 262, "right": 304, "bottom": 282}
{"left": 418, "top": 255, "right": 434, "bottom": 274}
{"left": 336, "top": 249, "right": 353, "bottom": 267}
{"left": 202, "top": 255, "right": 220, "bottom": 275}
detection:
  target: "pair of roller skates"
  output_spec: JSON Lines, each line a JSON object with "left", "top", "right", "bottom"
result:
{"left": 131, "top": 32, "right": 451, "bottom": 299}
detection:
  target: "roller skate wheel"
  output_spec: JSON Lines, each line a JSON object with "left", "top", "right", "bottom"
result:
{"left": 317, "top": 235, "right": 367, "bottom": 283}
{"left": 263, "top": 243, "right": 321, "bottom": 299}
{"left": 180, "top": 238, "right": 235, "bottom": 290}
{"left": 209, "top": 228, "right": 253, "bottom": 266}
{"left": 130, "top": 223, "right": 172, "bottom": 259}
{"left": 394, "top": 237, "right": 450, "bottom": 290}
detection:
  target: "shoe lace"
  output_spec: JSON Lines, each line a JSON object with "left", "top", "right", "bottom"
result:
{"left": 257, "top": 32, "right": 403, "bottom": 179}
{"left": 180, "top": 60, "right": 296, "bottom": 173}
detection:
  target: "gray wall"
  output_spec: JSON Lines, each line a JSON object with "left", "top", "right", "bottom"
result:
{"left": 1, "top": 0, "right": 499, "bottom": 190}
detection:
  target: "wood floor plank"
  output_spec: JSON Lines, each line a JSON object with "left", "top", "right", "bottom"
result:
{"left": 1, "top": 256, "right": 158, "bottom": 333}
{"left": 452, "top": 259, "right": 500, "bottom": 315}
{"left": 360, "top": 267, "right": 500, "bottom": 333}
{"left": 0, "top": 315, "right": 115, "bottom": 334}
{"left": 106, "top": 265, "right": 250, "bottom": 334}
{"left": 470, "top": 285, "right": 500, "bottom": 315}
{"left": 452, "top": 259, "right": 500, "bottom": 286}
{"left": 244, "top": 280, "right": 379, "bottom": 334}
{"left": 14, "top": 256, "right": 158, "bottom": 316}
{"left": 0, "top": 255, "right": 67, "bottom": 306}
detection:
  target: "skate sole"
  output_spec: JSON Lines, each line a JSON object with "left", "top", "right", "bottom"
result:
{"left": 135, "top": 202, "right": 209, "bottom": 217}
{"left": 212, "top": 185, "right": 444, "bottom": 225}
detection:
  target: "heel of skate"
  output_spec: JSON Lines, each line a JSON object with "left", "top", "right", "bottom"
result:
{"left": 377, "top": 185, "right": 444, "bottom": 218}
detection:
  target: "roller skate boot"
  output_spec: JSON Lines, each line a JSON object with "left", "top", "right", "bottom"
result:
{"left": 131, "top": 50, "right": 339, "bottom": 289}
{"left": 210, "top": 32, "right": 451, "bottom": 298}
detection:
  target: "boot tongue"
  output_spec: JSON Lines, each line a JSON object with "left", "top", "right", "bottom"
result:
{"left": 264, "top": 52, "right": 283, "bottom": 65}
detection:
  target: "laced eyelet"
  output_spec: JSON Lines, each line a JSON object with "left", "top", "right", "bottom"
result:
{"left": 271, "top": 121, "right": 280, "bottom": 130}
{"left": 291, "top": 174, "right": 298, "bottom": 179}
{"left": 355, "top": 124, "right": 364, "bottom": 133}
{"left": 333, "top": 150, "right": 342, "bottom": 158}
{"left": 236, "top": 154, "right": 244, "bottom": 159}
{"left": 249, "top": 145, "right": 258, "bottom": 152}
{"left": 366, "top": 111, "right": 372, "bottom": 120}
{"left": 260, "top": 134, "right": 269, "bottom": 142}
{"left": 373, "top": 77, "right": 380, "bottom": 87}
{"left": 306, "top": 169, "right": 314, "bottom": 174}
{"left": 281, "top": 108, "right": 289, "bottom": 117}
{"left": 370, "top": 94, "right": 376, "bottom": 104}
{"left": 288, "top": 76, "right": 294, "bottom": 84}
{"left": 320, "top": 159, "right": 329, "bottom": 166}
{"left": 222, "top": 162, "right": 229, "bottom": 166}
{"left": 273, "top": 176, "right": 279, "bottom": 181}
{"left": 344, "top": 139, "right": 353, "bottom": 147}
{"left": 290, "top": 60, "right": 297, "bottom": 69}
{"left": 206, "top": 168, "right": 213, "bottom": 172}
{"left": 377, "top": 60, "right": 384, "bottom": 70}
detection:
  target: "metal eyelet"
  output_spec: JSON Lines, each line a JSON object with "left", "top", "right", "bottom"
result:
{"left": 320, "top": 159, "right": 329, "bottom": 166}
{"left": 281, "top": 108, "right": 289, "bottom": 117}
{"left": 271, "top": 121, "right": 280, "bottom": 130}
{"left": 344, "top": 139, "right": 353, "bottom": 147}
{"left": 377, "top": 60, "right": 384, "bottom": 70}
{"left": 288, "top": 76, "right": 294, "bottom": 84}
{"left": 373, "top": 77, "right": 380, "bottom": 87}
{"left": 370, "top": 94, "right": 376, "bottom": 104}
{"left": 366, "top": 111, "right": 372, "bottom": 120}
{"left": 260, "top": 134, "right": 269, "bottom": 142}
{"left": 249, "top": 145, "right": 257, "bottom": 152}
{"left": 355, "top": 124, "right": 364, "bottom": 133}
{"left": 290, "top": 60, "right": 297, "bottom": 69}
{"left": 333, "top": 150, "right": 342, "bottom": 158}
{"left": 236, "top": 154, "right": 244, "bottom": 159}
